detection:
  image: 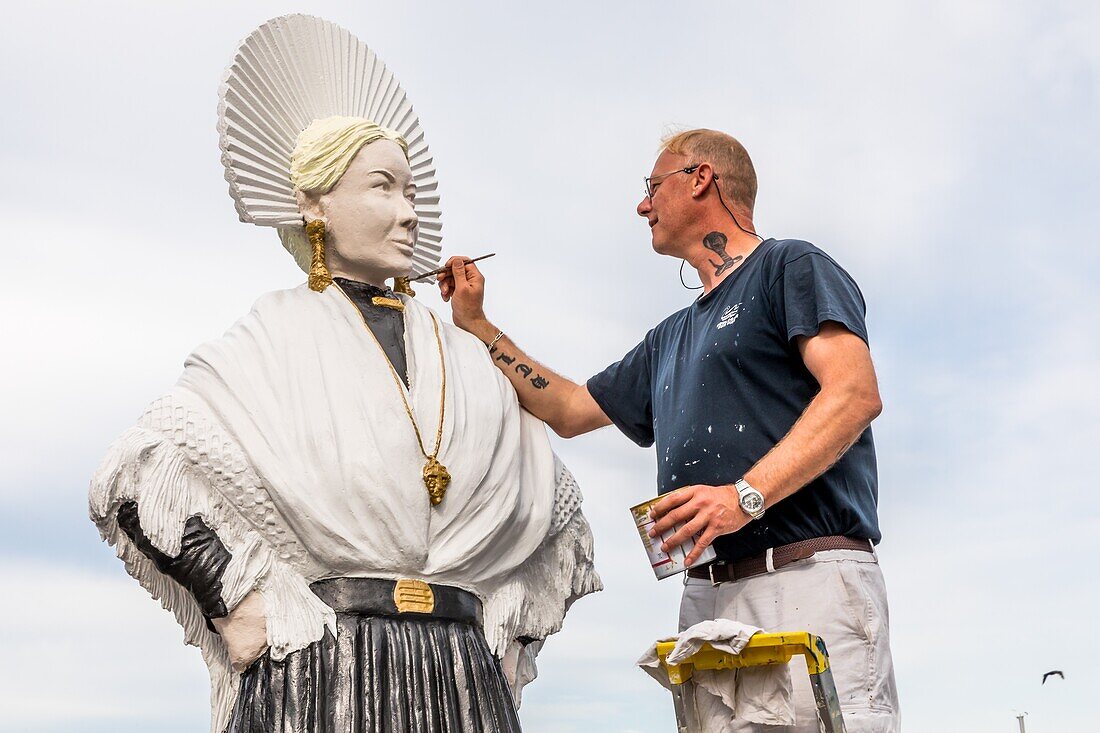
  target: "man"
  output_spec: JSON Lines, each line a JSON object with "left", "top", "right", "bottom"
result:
{"left": 438, "top": 128, "right": 899, "bottom": 731}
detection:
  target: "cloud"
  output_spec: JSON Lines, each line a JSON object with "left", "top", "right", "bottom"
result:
{"left": 0, "top": 561, "right": 208, "bottom": 732}
{"left": 3, "top": 1, "right": 1100, "bottom": 731}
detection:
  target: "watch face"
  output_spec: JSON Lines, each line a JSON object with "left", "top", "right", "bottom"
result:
{"left": 741, "top": 492, "right": 764, "bottom": 513}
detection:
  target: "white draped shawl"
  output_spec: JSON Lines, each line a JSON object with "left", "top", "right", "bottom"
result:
{"left": 89, "top": 284, "right": 601, "bottom": 732}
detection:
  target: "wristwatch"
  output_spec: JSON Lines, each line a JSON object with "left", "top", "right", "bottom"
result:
{"left": 734, "top": 478, "right": 766, "bottom": 520}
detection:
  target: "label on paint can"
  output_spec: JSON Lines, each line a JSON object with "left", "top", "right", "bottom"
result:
{"left": 630, "top": 493, "right": 717, "bottom": 580}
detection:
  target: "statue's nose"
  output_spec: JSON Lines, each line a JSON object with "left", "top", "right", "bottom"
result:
{"left": 399, "top": 196, "right": 418, "bottom": 231}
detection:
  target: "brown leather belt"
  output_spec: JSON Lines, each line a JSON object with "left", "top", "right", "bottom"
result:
{"left": 687, "top": 535, "right": 873, "bottom": 585}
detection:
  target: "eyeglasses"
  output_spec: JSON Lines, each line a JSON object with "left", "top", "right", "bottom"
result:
{"left": 644, "top": 164, "right": 699, "bottom": 199}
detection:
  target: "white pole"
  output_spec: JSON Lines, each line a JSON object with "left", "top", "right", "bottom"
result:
{"left": 1016, "top": 713, "right": 1026, "bottom": 733}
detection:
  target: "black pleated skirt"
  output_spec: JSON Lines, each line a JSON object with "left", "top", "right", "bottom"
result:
{"left": 225, "top": 603, "right": 522, "bottom": 732}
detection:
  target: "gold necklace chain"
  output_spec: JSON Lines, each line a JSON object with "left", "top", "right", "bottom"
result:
{"left": 334, "top": 283, "right": 451, "bottom": 505}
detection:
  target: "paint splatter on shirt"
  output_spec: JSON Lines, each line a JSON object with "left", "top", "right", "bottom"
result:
{"left": 588, "top": 239, "right": 880, "bottom": 561}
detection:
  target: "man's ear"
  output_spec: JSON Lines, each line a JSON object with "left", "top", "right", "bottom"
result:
{"left": 692, "top": 163, "right": 716, "bottom": 198}
{"left": 295, "top": 189, "right": 325, "bottom": 222}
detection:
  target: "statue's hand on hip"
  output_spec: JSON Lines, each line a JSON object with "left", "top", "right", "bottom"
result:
{"left": 212, "top": 590, "right": 270, "bottom": 672}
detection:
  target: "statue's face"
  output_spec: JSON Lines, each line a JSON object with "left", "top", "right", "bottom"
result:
{"left": 302, "top": 139, "right": 418, "bottom": 286}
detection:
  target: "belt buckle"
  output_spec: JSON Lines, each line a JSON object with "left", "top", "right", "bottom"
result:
{"left": 393, "top": 579, "right": 435, "bottom": 614}
{"left": 707, "top": 562, "right": 723, "bottom": 587}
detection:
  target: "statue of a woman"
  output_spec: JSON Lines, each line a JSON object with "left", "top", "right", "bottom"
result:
{"left": 89, "top": 16, "right": 600, "bottom": 733}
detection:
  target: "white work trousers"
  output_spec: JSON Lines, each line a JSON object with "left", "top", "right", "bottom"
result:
{"left": 679, "top": 549, "right": 900, "bottom": 732}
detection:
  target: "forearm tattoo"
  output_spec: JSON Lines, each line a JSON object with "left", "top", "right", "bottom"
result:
{"left": 490, "top": 346, "right": 552, "bottom": 389}
{"left": 703, "top": 231, "right": 743, "bottom": 276}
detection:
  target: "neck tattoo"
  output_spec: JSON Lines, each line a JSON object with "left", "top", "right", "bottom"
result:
{"left": 703, "top": 231, "right": 743, "bottom": 277}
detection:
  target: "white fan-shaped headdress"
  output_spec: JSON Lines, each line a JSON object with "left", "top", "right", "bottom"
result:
{"left": 217, "top": 14, "right": 442, "bottom": 276}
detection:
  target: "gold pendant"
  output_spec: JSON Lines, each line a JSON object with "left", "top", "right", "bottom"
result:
{"left": 423, "top": 457, "right": 451, "bottom": 506}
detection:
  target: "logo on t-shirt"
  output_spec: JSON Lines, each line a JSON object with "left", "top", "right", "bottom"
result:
{"left": 717, "top": 303, "right": 741, "bottom": 330}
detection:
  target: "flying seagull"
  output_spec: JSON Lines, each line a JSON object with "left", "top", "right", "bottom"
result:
{"left": 1042, "top": 670, "right": 1064, "bottom": 685}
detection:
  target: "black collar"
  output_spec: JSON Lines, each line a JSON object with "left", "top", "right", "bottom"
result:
{"left": 333, "top": 277, "right": 401, "bottom": 311}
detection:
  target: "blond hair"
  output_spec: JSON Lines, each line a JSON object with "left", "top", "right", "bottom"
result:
{"left": 278, "top": 116, "right": 409, "bottom": 273}
{"left": 660, "top": 128, "right": 757, "bottom": 212}
{"left": 290, "top": 116, "right": 408, "bottom": 194}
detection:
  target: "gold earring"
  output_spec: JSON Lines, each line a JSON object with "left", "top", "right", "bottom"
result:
{"left": 306, "top": 219, "right": 332, "bottom": 292}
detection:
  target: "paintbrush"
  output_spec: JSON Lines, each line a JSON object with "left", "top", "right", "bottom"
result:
{"left": 411, "top": 253, "right": 497, "bottom": 281}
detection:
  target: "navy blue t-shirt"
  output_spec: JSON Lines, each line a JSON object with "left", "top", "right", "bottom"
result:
{"left": 587, "top": 238, "right": 880, "bottom": 562}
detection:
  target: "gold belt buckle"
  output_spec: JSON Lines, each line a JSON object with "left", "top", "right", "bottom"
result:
{"left": 393, "top": 579, "right": 435, "bottom": 614}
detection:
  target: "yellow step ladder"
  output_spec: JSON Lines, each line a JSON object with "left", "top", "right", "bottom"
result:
{"left": 655, "top": 631, "right": 846, "bottom": 732}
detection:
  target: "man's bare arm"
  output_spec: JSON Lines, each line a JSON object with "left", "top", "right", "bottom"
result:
{"left": 437, "top": 256, "right": 611, "bottom": 438}
{"left": 650, "top": 321, "right": 883, "bottom": 564}
{"left": 742, "top": 322, "right": 882, "bottom": 505}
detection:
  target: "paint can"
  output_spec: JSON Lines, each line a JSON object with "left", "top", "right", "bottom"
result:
{"left": 630, "top": 493, "right": 717, "bottom": 580}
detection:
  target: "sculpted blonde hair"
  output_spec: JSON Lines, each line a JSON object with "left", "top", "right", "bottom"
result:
{"left": 661, "top": 128, "right": 757, "bottom": 213}
{"left": 291, "top": 116, "right": 409, "bottom": 194}
{"left": 278, "top": 116, "right": 409, "bottom": 272}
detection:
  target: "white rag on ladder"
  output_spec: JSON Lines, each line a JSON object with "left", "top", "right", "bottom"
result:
{"left": 638, "top": 619, "right": 796, "bottom": 727}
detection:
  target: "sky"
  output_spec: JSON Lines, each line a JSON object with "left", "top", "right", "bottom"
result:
{"left": 1, "top": 1, "right": 1098, "bottom": 731}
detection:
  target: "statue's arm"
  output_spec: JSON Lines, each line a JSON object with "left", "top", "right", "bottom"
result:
{"left": 115, "top": 501, "right": 231, "bottom": 621}
{"left": 115, "top": 500, "right": 270, "bottom": 670}
{"left": 91, "top": 396, "right": 334, "bottom": 674}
